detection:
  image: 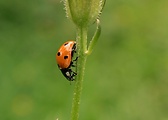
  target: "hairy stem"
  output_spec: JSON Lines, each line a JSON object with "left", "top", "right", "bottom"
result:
{"left": 71, "top": 26, "right": 88, "bottom": 120}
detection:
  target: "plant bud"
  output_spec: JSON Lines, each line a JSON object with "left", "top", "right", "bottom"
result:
{"left": 64, "top": 0, "right": 106, "bottom": 27}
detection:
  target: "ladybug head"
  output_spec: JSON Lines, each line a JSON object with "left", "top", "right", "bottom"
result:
{"left": 60, "top": 68, "right": 77, "bottom": 81}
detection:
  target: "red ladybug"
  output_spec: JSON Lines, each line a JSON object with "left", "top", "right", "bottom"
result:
{"left": 56, "top": 40, "right": 77, "bottom": 81}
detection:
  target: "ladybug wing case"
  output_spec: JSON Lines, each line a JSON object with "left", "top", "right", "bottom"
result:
{"left": 56, "top": 41, "right": 77, "bottom": 81}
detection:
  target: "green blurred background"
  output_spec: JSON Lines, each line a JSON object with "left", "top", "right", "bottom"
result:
{"left": 0, "top": 0, "right": 168, "bottom": 120}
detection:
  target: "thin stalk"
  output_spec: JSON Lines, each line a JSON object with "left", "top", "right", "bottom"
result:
{"left": 86, "top": 19, "right": 101, "bottom": 55}
{"left": 71, "top": 26, "right": 88, "bottom": 120}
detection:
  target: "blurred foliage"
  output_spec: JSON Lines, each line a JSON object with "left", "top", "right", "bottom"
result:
{"left": 0, "top": 0, "right": 168, "bottom": 120}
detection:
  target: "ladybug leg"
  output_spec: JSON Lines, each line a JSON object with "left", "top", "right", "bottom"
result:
{"left": 72, "top": 71, "right": 77, "bottom": 76}
{"left": 71, "top": 57, "right": 78, "bottom": 67}
{"left": 69, "top": 68, "right": 77, "bottom": 76}
{"left": 73, "top": 56, "right": 78, "bottom": 61}
{"left": 71, "top": 71, "right": 77, "bottom": 80}
{"left": 68, "top": 68, "right": 77, "bottom": 81}
{"left": 70, "top": 61, "right": 75, "bottom": 67}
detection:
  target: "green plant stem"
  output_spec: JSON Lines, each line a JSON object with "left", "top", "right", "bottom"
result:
{"left": 86, "top": 19, "right": 101, "bottom": 55}
{"left": 71, "top": 26, "right": 88, "bottom": 120}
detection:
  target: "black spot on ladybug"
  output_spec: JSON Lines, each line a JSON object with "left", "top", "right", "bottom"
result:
{"left": 64, "top": 42, "right": 68, "bottom": 46}
{"left": 57, "top": 52, "right": 61, "bottom": 56}
{"left": 64, "top": 55, "right": 68, "bottom": 59}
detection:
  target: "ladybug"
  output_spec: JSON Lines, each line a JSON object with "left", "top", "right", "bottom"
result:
{"left": 56, "top": 40, "right": 77, "bottom": 81}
